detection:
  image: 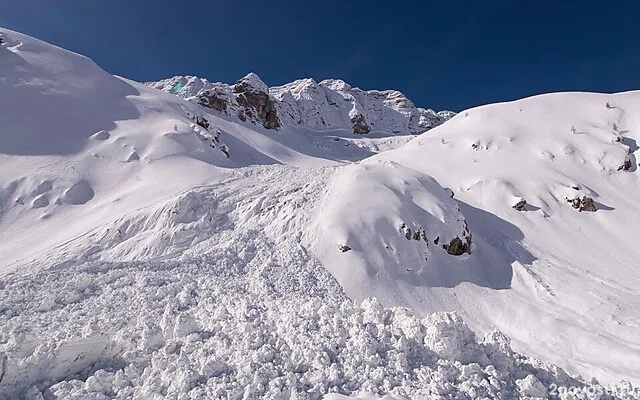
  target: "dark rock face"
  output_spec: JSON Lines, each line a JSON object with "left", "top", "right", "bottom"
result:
{"left": 234, "top": 81, "right": 280, "bottom": 130}
{"left": 579, "top": 196, "right": 597, "bottom": 212}
{"left": 568, "top": 196, "right": 597, "bottom": 212}
{"left": 350, "top": 114, "right": 371, "bottom": 135}
{"left": 618, "top": 159, "right": 632, "bottom": 171}
{"left": 443, "top": 236, "right": 471, "bottom": 256}
{"left": 195, "top": 116, "right": 209, "bottom": 130}
{"left": 570, "top": 198, "right": 581, "bottom": 209}
{"left": 338, "top": 244, "right": 352, "bottom": 253}
{"left": 198, "top": 90, "right": 229, "bottom": 112}
{"left": 513, "top": 199, "right": 527, "bottom": 211}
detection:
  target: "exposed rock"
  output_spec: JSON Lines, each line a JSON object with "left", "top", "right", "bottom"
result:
{"left": 569, "top": 197, "right": 581, "bottom": 209}
{"left": 338, "top": 244, "right": 351, "bottom": 253}
{"left": 219, "top": 144, "right": 230, "bottom": 158}
{"left": 579, "top": 196, "right": 596, "bottom": 212}
{"left": 618, "top": 159, "right": 632, "bottom": 171}
{"left": 233, "top": 74, "right": 280, "bottom": 130}
{"left": 512, "top": 199, "right": 527, "bottom": 211}
{"left": 195, "top": 116, "right": 209, "bottom": 130}
{"left": 443, "top": 237, "right": 465, "bottom": 255}
{"left": 198, "top": 90, "right": 229, "bottom": 112}
{"left": 350, "top": 114, "right": 371, "bottom": 135}
{"left": 442, "top": 231, "right": 471, "bottom": 256}
{"left": 567, "top": 196, "right": 597, "bottom": 212}
{"left": 404, "top": 227, "right": 412, "bottom": 240}
{"left": 434, "top": 236, "right": 440, "bottom": 246}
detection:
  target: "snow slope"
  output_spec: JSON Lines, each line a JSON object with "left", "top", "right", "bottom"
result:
{"left": 1, "top": 26, "right": 639, "bottom": 399}
{"left": 309, "top": 91, "right": 640, "bottom": 383}
{"left": 0, "top": 28, "right": 413, "bottom": 271}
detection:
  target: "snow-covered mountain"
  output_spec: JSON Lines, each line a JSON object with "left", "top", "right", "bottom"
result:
{"left": 309, "top": 91, "right": 640, "bottom": 384}
{"left": 1, "top": 27, "right": 639, "bottom": 399}
{"left": 148, "top": 74, "right": 454, "bottom": 135}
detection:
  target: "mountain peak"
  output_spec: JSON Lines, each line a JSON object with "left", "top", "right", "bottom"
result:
{"left": 234, "top": 72, "right": 268, "bottom": 93}
{"left": 148, "top": 74, "right": 455, "bottom": 135}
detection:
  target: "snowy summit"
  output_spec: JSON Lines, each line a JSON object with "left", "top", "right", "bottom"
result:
{"left": 1, "top": 26, "right": 640, "bottom": 400}
{"left": 148, "top": 74, "right": 454, "bottom": 135}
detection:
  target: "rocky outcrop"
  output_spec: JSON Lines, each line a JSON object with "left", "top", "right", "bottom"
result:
{"left": 568, "top": 196, "right": 597, "bottom": 212}
{"left": 350, "top": 114, "right": 371, "bottom": 134}
{"left": 148, "top": 74, "right": 454, "bottom": 135}
{"left": 579, "top": 196, "right": 597, "bottom": 212}
{"left": 197, "top": 89, "right": 229, "bottom": 112}
{"left": 618, "top": 158, "right": 632, "bottom": 171}
{"left": 233, "top": 74, "right": 280, "bottom": 130}
{"left": 512, "top": 199, "right": 527, "bottom": 211}
{"left": 443, "top": 237, "right": 469, "bottom": 256}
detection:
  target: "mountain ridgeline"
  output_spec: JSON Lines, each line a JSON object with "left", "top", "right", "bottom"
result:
{"left": 148, "top": 73, "right": 455, "bottom": 135}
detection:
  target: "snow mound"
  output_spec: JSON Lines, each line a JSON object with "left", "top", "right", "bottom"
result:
{"left": 307, "top": 161, "right": 473, "bottom": 297}
{"left": 148, "top": 74, "right": 454, "bottom": 136}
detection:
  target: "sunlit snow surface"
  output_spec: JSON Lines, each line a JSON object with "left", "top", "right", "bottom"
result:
{"left": 1, "top": 27, "right": 639, "bottom": 399}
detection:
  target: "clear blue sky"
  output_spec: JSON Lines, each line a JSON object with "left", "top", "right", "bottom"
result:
{"left": 1, "top": 0, "right": 638, "bottom": 111}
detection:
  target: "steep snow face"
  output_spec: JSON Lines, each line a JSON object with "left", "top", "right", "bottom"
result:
{"left": 309, "top": 91, "right": 640, "bottom": 382}
{"left": 148, "top": 75, "right": 454, "bottom": 135}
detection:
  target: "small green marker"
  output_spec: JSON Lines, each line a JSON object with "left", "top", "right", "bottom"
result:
{"left": 172, "top": 81, "right": 184, "bottom": 93}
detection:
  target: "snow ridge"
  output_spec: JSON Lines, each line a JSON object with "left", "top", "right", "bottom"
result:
{"left": 148, "top": 74, "right": 454, "bottom": 135}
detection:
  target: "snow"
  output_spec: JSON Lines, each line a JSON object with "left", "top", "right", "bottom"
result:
{"left": 1, "top": 26, "right": 640, "bottom": 399}
{"left": 338, "top": 91, "right": 640, "bottom": 383}
{"left": 149, "top": 75, "right": 454, "bottom": 136}
{"left": 306, "top": 161, "right": 472, "bottom": 294}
